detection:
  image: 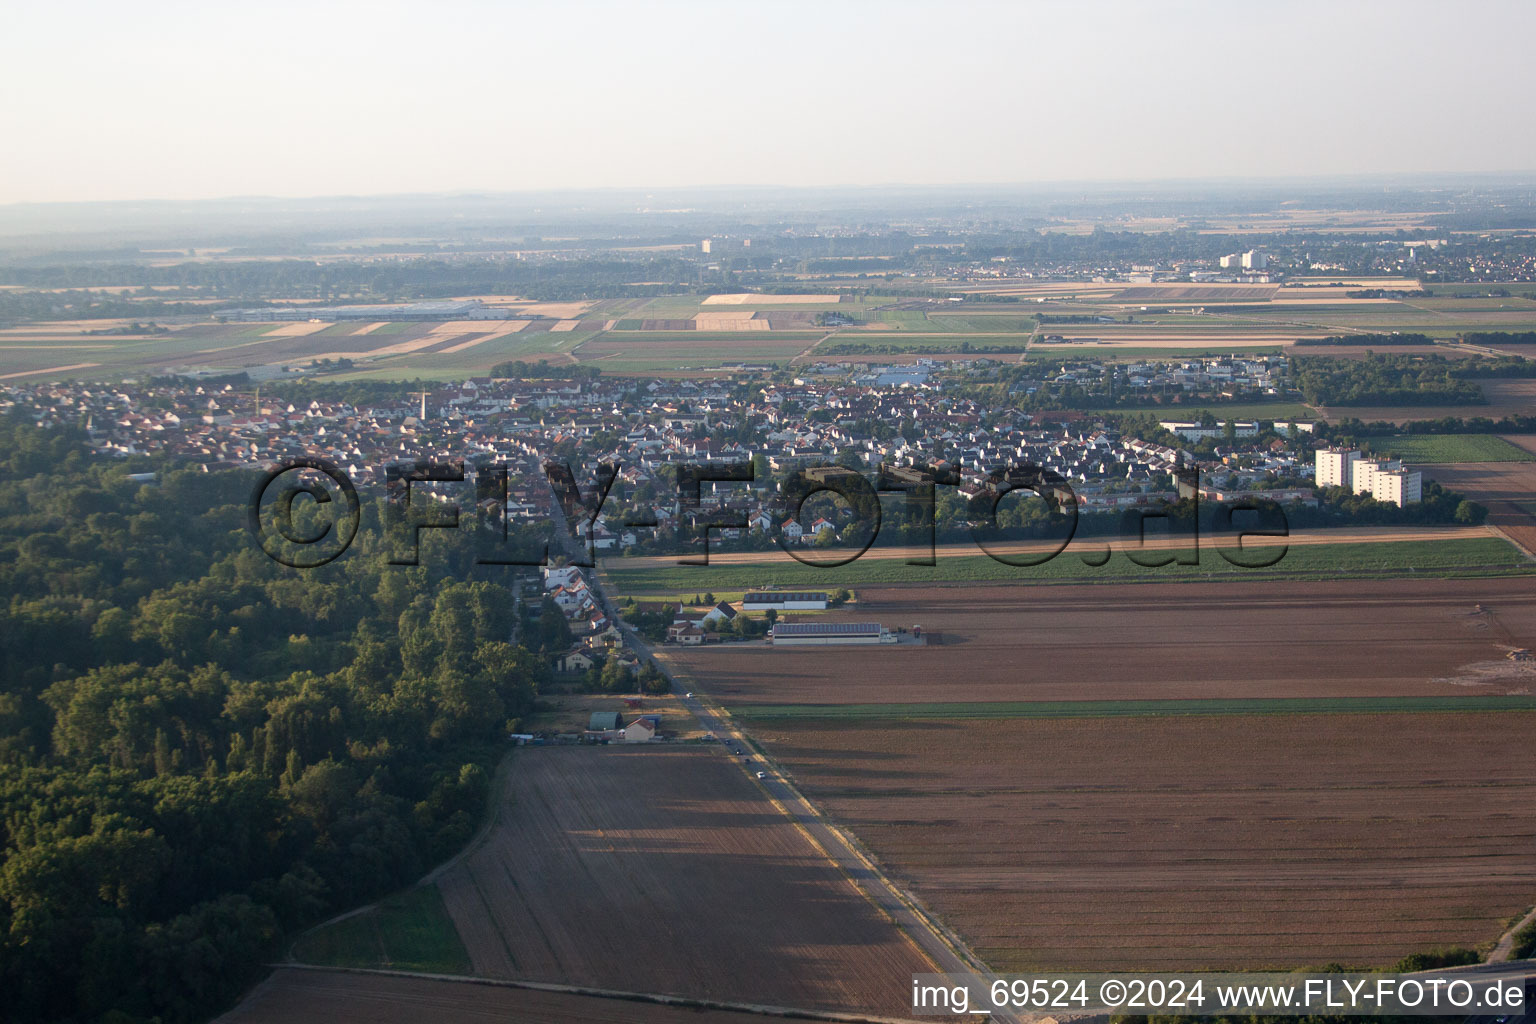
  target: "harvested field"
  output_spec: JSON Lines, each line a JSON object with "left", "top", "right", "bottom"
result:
{"left": 505, "top": 302, "right": 594, "bottom": 318}
{"left": 694, "top": 313, "right": 771, "bottom": 331}
{"left": 260, "top": 322, "right": 333, "bottom": 337}
{"left": 437, "top": 321, "right": 530, "bottom": 353}
{"left": 663, "top": 578, "right": 1536, "bottom": 706}
{"left": 435, "top": 746, "right": 933, "bottom": 1017}
{"left": 747, "top": 712, "right": 1536, "bottom": 971}
{"left": 1110, "top": 286, "right": 1279, "bottom": 302}
{"left": 702, "top": 293, "right": 842, "bottom": 305}
{"left": 1422, "top": 442, "right": 1536, "bottom": 555}
{"left": 548, "top": 319, "right": 581, "bottom": 332}
{"left": 217, "top": 968, "right": 799, "bottom": 1024}
{"left": 0, "top": 361, "right": 101, "bottom": 380}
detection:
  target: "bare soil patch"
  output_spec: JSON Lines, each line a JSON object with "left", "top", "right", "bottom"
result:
{"left": 749, "top": 712, "right": 1536, "bottom": 971}
{"left": 435, "top": 746, "right": 933, "bottom": 1016}
{"left": 216, "top": 968, "right": 800, "bottom": 1024}
{"left": 665, "top": 578, "right": 1536, "bottom": 706}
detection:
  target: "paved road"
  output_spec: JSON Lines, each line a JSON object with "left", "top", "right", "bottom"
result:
{"left": 1441, "top": 957, "right": 1533, "bottom": 1024}
{"left": 544, "top": 482, "right": 1019, "bottom": 1022}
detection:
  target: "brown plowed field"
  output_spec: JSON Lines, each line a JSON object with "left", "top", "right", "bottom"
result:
{"left": 1423, "top": 440, "right": 1536, "bottom": 555}
{"left": 668, "top": 579, "right": 1536, "bottom": 706}
{"left": 217, "top": 968, "right": 814, "bottom": 1024}
{"left": 747, "top": 712, "right": 1536, "bottom": 971}
{"left": 435, "top": 747, "right": 933, "bottom": 1017}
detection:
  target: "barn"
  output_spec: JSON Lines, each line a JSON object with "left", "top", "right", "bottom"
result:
{"left": 770, "top": 622, "right": 891, "bottom": 646}
{"left": 588, "top": 711, "right": 623, "bottom": 731}
{"left": 743, "top": 591, "right": 830, "bottom": 611}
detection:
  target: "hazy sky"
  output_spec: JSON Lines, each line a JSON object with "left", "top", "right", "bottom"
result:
{"left": 3, "top": 0, "right": 1534, "bottom": 204}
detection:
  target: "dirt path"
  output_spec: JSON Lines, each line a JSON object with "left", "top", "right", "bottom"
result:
{"left": 1488, "top": 904, "right": 1536, "bottom": 962}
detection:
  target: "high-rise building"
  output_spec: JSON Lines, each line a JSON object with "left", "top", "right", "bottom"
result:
{"left": 1219, "top": 253, "right": 1241, "bottom": 269}
{"left": 1316, "top": 447, "right": 1362, "bottom": 489}
{"left": 1351, "top": 455, "right": 1422, "bottom": 507}
{"left": 700, "top": 239, "right": 712, "bottom": 254}
{"left": 1241, "top": 250, "right": 1268, "bottom": 270}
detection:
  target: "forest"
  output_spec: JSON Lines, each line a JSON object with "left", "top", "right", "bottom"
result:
{"left": 0, "top": 415, "right": 547, "bottom": 1023}
{"left": 1294, "top": 354, "right": 1488, "bottom": 406}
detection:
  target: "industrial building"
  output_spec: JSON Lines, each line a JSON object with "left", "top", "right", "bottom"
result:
{"left": 742, "top": 591, "right": 830, "bottom": 610}
{"left": 769, "top": 622, "right": 893, "bottom": 645}
{"left": 1158, "top": 420, "right": 1260, "bottom": 441}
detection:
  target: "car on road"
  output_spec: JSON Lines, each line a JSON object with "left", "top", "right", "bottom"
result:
{"left": 755, "top": 771, "right": 767, "bottom": 779}
{"left": 685, "top": 692, "right": 693, "bottom": 697}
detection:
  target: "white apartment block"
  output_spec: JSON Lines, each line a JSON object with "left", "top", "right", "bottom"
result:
{"left": 1353, "top": 457, "right": 1422, "bottom": 506}
{"left": 1368, "top": 467, "right": 1422, "bottom": 506}
{"left": 1316, "top": 447, "right": 1362, "bottom": 488}
{"left": 1315, "top": 447, "right": 1420, "bottom": 506}
{"left": 1241, "top": 250, "right": 1268, "bottom": 270}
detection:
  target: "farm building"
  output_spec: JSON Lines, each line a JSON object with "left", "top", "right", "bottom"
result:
{"left": 623, "top": 716, "right": 660, "bottom": 742}
{"left": 743, "top": 591, "right": 829, "bottom": 611}
{"left": 770, "top": 622, "right": 893, "bottom": 646}
{"left": 588, "top": 711, "right": 623, "bottom": 731}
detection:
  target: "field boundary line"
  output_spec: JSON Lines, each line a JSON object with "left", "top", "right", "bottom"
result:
{"left": 1488, "top": 523, "right": 1536, "bottom": 560}
{"left": 269, "top": 963, "right": 930, "bottom": 1023}
{"left": 668, "top": 663, "right": 996, "bottom": 981}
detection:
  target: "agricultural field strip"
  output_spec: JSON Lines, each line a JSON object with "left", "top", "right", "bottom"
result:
{"left": 612, "top": 527, "right": 1495, "bottom": 570}
{"left": 601, "top": 537, "right": 1534, "bottom": 592}
{"left": 433, "top": 747, "right": 937, "bottom": 1017}
{"left": 215, "top": 966, "right": 915, "bottom": 1024}
{"left": 732, "top": 695, "right": 1536, "bottom": 720}
{"left": 743, "top": 711, "right": 1536, "bottom": 971}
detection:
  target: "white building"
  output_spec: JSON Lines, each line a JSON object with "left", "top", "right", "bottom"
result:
{"left": 1219, "top": 253, "right": 1241, "bottom": 269}
{"left": 1316, "top": 447, "right": 1363, "bottom": 489}
{"left": 1242, "top": 250, "right": 1268, "bottom": 270}
{"left": 1354, "top": 457, "right": 1422, "bottom": 507}
{"left": 1159, "top": 420, "right": 1260, "bottom": 441}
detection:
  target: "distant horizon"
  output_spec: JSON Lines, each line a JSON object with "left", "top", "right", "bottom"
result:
{"left": 5, "top": 0, "right": 1535, "bottom": 205}
{"left": 6, "top": 168, "right": 1536, "bottom": 212}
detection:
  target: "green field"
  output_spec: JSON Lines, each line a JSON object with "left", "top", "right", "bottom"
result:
{"left": 1365, "top": 434, "right": 1536, "bottom": 464}
{"left": 602, "top": 536, "right": 1534, "bottom": 594}
{"left": 288, "top": 885, "right": 470, "bottom": 974}
{"left": 733, "top": 696, "right": 1536, "bottom": 720}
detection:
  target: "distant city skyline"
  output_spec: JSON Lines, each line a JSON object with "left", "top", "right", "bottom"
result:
{"left": 3, "top": 0, "right": 1535, "bottom": 205}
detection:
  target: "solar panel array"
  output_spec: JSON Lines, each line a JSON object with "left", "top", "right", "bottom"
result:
{"left": 743, "top": 591, "right": 828, "bottom": 603}
{"left": 771, "top": 622, "right": 881, "bottom": 636}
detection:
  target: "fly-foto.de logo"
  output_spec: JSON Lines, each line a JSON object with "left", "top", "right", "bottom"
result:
{"left": 247, "top": 456, "right": 1291, "bottom": 570}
